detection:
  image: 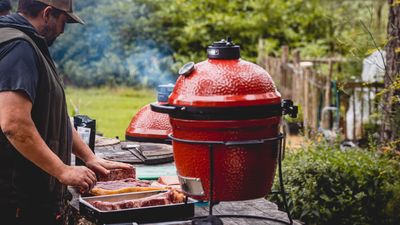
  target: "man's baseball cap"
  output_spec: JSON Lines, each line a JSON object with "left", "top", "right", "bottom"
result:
{"left": 35, "top": 0, "right": 84, "bottom": 24}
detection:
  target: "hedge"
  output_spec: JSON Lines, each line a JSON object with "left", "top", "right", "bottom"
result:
{"left": 268, "top": 141, "right": 400, "bottom": 225}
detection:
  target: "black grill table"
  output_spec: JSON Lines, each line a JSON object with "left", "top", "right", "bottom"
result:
{"left": 65, "top": 137, "right": 302, "bottom": 225}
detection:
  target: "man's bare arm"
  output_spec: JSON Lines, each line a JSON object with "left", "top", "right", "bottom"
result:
{"left": 72, "top": 128, "right": 133, "bottom": 176}
{"left": 0, "top": 91, "right": 97, "bottom": 191}
{"left": 71, "top": 127, "right": 97, "bottom": 164}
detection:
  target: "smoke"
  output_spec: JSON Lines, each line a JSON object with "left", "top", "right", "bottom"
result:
{"left": 51, "top": 0, "right": 177, "bottom": 87}
{"left": 125, "top": 39, "right": 176, "bottom": 87}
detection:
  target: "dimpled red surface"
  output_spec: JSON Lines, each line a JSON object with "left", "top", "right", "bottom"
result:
{"left": 169, "top": 59, "right": 281, "bottom": 107}
{"left": 126, "top": 104, "right": 172, "bottom": 139}
{"left": 171, "top": 117, "right": 280, "bottom": 201}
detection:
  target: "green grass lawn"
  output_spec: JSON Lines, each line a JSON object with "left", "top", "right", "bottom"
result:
{"left": 65, "top": 87, "right": 156, "bottom": 139}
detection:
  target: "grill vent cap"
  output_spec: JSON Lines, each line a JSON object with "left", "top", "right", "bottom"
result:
{"left": 207, "top": 37, "right": 240, "bottom": 60}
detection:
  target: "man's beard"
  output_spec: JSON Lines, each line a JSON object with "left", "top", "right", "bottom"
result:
{"left": 46, "top": 36, "right": 56, "bottom": 47}
{"left": 41, "top": 22, "right": 58, "bottom": 47}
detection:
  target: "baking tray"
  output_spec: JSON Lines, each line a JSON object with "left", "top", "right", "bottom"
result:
{"left": 79, "top": 190, "right": 195, "bottom": 224}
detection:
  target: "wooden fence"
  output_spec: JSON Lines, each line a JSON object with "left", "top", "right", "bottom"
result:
{"left": 258, "top": 46, "right": 384, "bottom": 141}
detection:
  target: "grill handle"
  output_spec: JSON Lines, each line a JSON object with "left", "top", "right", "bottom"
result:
{"left": 150, "top": 103, "right": 181, "bottom": 114}
{"left": 282, "top": 100, "right": 298, "bottom": 118}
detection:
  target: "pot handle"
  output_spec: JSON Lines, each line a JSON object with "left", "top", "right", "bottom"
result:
{"left": 150, "top": 103, "right": 180, "bottom": 114}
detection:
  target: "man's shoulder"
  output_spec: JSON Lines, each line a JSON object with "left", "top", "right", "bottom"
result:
{"left": 0, "top": 38, "right": 40, "bottom": 104}
{"left": 0, "top": 38, "right": 33, "bottom": 49}
{"left": 0, "top": 39, "right": 37, "bottom": 62}
{"left": 3, "top": 39, "right": 35, "bottom": 50}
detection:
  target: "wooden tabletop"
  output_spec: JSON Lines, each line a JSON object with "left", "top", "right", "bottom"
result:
{"left": 67, "top": 188, "right": 301, "bottom": 225}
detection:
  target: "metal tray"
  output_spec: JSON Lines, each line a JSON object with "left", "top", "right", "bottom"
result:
{"left": 79, "top": 191, "right": 195, "bottom": 224}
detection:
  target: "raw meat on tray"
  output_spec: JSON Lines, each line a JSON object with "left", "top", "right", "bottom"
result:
{"left": 90, "top": 178, "right": 166, "bottom": 196}
{"left": 90, "top": 190, "right": 185, "bottom": 211}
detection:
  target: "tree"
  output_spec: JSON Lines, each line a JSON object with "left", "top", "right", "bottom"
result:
{"left": 49, "top": 0, "right": 388, "bottom": 88}
{"left": 381, "top": 0, "right": 400, "bottom": 150}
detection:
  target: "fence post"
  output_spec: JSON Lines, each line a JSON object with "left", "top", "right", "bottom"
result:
{"left": 257, "top": 38, "right": 265, "bottom": 65}
{"left": 304, "top": 69, "right": 310, "bottom": 137}
{"left": 281, "top": 46, "right": 289, "bottom": 97}
{"left": 323, "top": 59, "right": 334, "bottom": 129}
{"left": 353, "top": 88, "right": 357, "bottom": 141}
{"left": 292, "top": 50, "right": 300, "bottom": 102}
{"left": 361, "top": 85, "right": 364, "bottom": 138}
{"left": 311, "top": 71, "right": 319, "bottom": 132}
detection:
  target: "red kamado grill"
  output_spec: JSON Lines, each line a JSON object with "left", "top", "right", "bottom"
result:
{"left": 126, "top": 84, "right": 174, "bottom": 144}
{"left": 151, "top": 38, "right": 297, "bottom": 203}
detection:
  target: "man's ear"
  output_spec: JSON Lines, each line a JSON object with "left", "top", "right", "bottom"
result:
{"left": 42, "top": 6, "right": 53, "bottom": 24}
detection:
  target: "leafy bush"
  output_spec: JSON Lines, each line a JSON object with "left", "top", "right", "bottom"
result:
{"left": 268, "top": 141, "right": 400, "bottom": 225}
{"left": 47, "top": 0, "right": 388, "bottom": 87}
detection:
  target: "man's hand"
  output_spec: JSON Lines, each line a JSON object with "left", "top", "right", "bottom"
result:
{"left": 85, "top": 157, "right": 133, "bottom": 177}
{"left": 71, "top": 127, "right": 133, "bottom": 178}
{"left": 57, "top": 165, "right": 97, "bottom": 192}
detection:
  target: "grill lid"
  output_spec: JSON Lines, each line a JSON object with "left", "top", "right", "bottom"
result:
{"left": 169, "top": 52, "right": 281, "bottom": 107}
{"left": 151, "top": 38, "right": 298, "bottom": 120}
{"left": 126, "top": 84, "right": 174, "bottom": 143}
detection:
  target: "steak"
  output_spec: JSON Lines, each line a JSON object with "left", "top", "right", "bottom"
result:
{"left": 90, "top": 178, "right": 165, "bottom": 196}
{"left": 97, "top": 168, "right": 136, "bottom": 181}
{"left": 90, "top": 190, "right": 185, "bottom": 211}
{"left": 94, "top": 178, "right": 151, "bottom": 190}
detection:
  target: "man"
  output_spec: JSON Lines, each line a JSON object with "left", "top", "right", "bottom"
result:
{"left": 0, "top": 1, "right": 132, "bottom": 224}
{"left": 0, "top": 0, "right": 11, "bottom": 16}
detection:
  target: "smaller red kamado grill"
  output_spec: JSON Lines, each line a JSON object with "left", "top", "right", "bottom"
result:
{"left": 125, "top": 84, "right": 174, "bottom": 144}
{"left": 152, "top": 38, "right": 297, "bottom": 225}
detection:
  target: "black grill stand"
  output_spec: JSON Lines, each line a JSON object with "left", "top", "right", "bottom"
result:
{"left": 169, "top": 133, "right": 293, "bottom": 225}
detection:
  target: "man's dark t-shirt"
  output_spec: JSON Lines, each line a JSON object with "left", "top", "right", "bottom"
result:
{"left": 0, "top": 12, "right": 39, "bottom": 102}
{"left": 0, "top": 13, "right": 73, "bottom": 212}
{"left": 0, "top": 40, "right": 39, "bottom": 102}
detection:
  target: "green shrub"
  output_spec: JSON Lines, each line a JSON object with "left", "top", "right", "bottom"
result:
{"left": 268, "top": 142, "right": 400, "bottom": 225}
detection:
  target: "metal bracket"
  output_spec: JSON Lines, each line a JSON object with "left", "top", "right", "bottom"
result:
{"left": 178, "top": 175, "right": 205, "bottom": 197}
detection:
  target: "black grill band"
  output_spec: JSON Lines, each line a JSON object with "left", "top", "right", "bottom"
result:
{"left": 151, "top": 103, "right": 283, "bottom": 120}
{"left": 125, "top": 135, "right": 172, "bottom": 144}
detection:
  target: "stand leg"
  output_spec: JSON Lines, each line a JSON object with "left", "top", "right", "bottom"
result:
{"left": 278, "top": 135, "right": 293, "bottom": 225}
{"left": 192, "top": 144, "right": 223, "bottom": 225}
{"left": 209, "top": 144, "right": 214, "bottom": 216}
